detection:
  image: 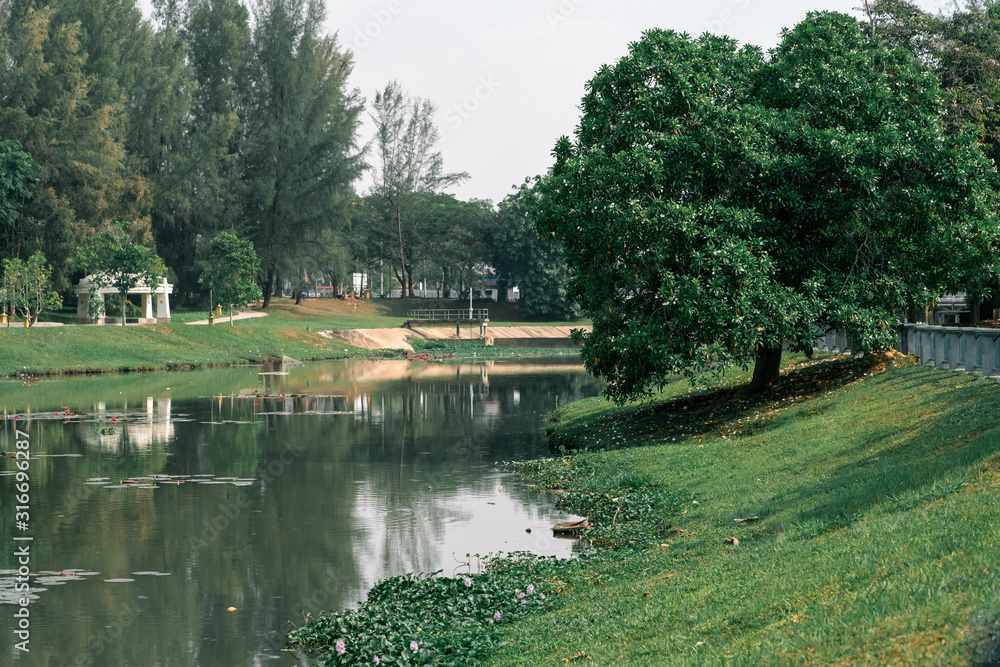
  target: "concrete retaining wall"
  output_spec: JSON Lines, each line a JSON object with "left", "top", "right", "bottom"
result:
{"left": 815, "top": 324, "right": 1000, "bottom": 379}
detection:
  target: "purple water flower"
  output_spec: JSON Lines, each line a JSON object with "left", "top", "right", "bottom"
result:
{"left": 410, "top": 640, "right": 419, "bottom": 653}
{"left": 336, "top": 639, "right": 346, "bottom": 655}
{"left": 526, "top": 584, "right": 534, "bottom": 595}
{"left": 464, "top": 576, "right": 472, "bottom": 588}
{"left": 493, "top": 611, "right": 503, "bottom": 621}
{"left": 540, "top": 593, "right": 546, "bottom": 600}
{"left": 373, "top": 656, "right": 380, "bottom": 665}
{"left": 517, "top": 592, "right": 525, "bottom": 599}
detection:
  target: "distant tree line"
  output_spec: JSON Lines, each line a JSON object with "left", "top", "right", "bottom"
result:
{"left": 0, "top": 0, "right": 579, "bottom": 320}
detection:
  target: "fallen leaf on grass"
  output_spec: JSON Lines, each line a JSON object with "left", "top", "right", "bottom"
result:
{"left": 734, "top": 516, "right": 758, "bottom": 524}
{"left": 725, "top": 537, "right": 740, "bottom": 546}
{"left": 562, "top": 651, "right": 588, "bottom": 662}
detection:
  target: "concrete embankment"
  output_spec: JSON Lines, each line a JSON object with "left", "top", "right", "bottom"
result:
{"left": 319, "top": 325, "right": 589, "bottom": 351}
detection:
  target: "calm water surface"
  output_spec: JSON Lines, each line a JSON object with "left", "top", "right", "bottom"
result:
{"left": 0, "top": 357, "right": 603, "bottom": 666}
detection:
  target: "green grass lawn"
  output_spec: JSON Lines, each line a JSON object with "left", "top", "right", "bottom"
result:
{"left": 485, "top": 354, "right": 1000, "bottom": 665}
{"left": 0, "top": 297, "right": 589, "bottom": 376}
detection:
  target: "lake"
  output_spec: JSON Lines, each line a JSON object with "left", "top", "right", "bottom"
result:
{"left": 0, "top": 357, "right": 603, "bottom": 665}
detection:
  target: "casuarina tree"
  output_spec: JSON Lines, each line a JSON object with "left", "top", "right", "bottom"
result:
{"left": 532, "top": 12, "right": 997, "bottom": 401}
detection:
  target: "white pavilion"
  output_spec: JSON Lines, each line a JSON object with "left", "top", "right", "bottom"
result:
{"left": 74, "top": 275, "right": 173, "bottom": 324}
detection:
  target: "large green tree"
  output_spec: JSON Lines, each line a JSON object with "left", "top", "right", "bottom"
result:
{"left": 863, "top": 0, "right": 1000, "bottom": 318}
{"left": 153, "top": 0, "right": 250, "bottom": 301}
{"left": 532, "top": 13, "right": 997, "bottom": 400}
{"left": 368, "top": 80, "right": 467, "bottom": 296}
{"left": 490, "top": 180, "right": 578, "bottom": 320}
{"left": 0, "top": 5, "right": 139, "bottom": 289}
{"left": 242, "top": 0, "right": 364, "bottom": 309}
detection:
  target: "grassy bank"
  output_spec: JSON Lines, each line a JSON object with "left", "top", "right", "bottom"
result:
{"left": 479, "top": 354, "right": 1000, "bottom": 665}
{"left": 0, "top": 298, "right": 588, "bottom": 376}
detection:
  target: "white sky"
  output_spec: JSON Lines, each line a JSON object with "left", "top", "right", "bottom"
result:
{"left": 143, "top": 0, "right": 945, "bottom": 205}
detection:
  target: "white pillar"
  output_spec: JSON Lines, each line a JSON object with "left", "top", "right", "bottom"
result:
{"left": 157, "top": 279, "right": 171, "bottom": 321}
{"left": 76, "top": 292, "right": 90, "bottom": 323}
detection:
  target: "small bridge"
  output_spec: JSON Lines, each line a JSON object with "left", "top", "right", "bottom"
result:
{"left": 406, "top": 308, "right": 489, "bottom": 322}
{"left": 405, "top": 309, "right": 490, "bottom": 338}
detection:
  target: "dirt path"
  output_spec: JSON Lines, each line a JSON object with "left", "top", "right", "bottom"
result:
{"left": 187, "top": 310, "right": 269, "bottom": 325}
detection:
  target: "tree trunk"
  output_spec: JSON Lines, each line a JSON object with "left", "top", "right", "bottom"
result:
{"left": 748, "top": 344, "right": 783, "bottom": 393}
{"left": 390, "top": 263, "right": 406, "bottom": 297}
{"left": 397, "top": 206, "right": 409, "bottom": 297}
{"left": 262, "top": 267, "right": 275, "bottom": 310}
{"left": 294, "top": 290, "right": 303, "bottom": 305}
{"left": 971, "top": 296, "right": 981, "bottom": 325}
{"left": 121, "top": 292, "right": 127, "bottom": 326}
{"left": 272, "top": 274, "right": 282, "bottom": 297}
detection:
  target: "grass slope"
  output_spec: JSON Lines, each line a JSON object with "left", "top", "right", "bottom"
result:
{"left": 488, "top": 354, "right": 1000, "bottom": 665}
{"left": 0, "top": 298, "right": 589, "bottom": 376}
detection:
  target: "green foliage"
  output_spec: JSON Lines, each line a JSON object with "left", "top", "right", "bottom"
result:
{"left": 862, "top": 0, "right": 1000, "bottom": 312}
{"left": 1, "top": 251, "right": 61, "bottom": 323}
{"left": 0, "top": 5, "right": 137, "bottom": 289}
{"left": 0, "top": 139, "right": 38, "bottom": 231}
{"left": 201, "top": 230, "right": 262, "bottom": 323}
{"left": 532, "top": 13, "right": 998, "bottom": 402}
{"left": 76, "top": 222, "right": 166, "bottom": 325}
{"left": 489, "top": 180, "right": 578, "bottom": 320}
{"left": 287, "top": 554, "right": 581, "bottom": 666}
{"left": 243, "top": 0, "right": 364, "bottom": 306}
{"left": 368, "top": 80, "right": 468, "bottom": 296}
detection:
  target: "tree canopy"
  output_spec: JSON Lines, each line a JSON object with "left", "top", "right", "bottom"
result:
{"left": 201, "top": 230, "right": 261, "bottom": 324}
{"left": 368, "top": 80, "right": 467, "bottom": 297}
{"left": 532, "top": 12, "right": 998, "bottom": 401}
{"left": 489, "top": 180, "right": 578, "bottom": 320}
{"left": 76, "top": 222, "right": 167, "bottom": 326}
{"left": 2, "top": 251, "right": 61, "bottom": 324}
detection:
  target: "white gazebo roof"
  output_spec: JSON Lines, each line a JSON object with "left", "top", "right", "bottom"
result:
{"left": 73, "top": 275, "right": 172, "bottom": 296}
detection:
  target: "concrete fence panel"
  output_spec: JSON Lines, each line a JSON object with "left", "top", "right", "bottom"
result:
{"left": 819, "top": 323, "right": 1000, "bottom": 380}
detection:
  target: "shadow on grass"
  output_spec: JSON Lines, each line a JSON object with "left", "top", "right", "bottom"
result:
{"left": 773, "top": 371, "right": 1000, "bottom": 534}
{"left": 548, "top": 353, "right": 908, "bottom": 452}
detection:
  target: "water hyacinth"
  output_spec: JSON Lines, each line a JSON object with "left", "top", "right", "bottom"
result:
{"left": 287, "top": 554, "right": 582, "bottom": 665}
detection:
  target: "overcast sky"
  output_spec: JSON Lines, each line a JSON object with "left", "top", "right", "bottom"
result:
{"left": 143, "top": 0, "right": 945, "bottom": 204}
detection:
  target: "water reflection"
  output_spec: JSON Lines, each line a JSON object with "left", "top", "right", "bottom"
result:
{"left": 0, "top": 358, "right": 602, "bottom": 665}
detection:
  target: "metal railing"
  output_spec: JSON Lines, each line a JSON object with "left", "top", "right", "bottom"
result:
{"left": 406, "top": 309, "right": 489, "bottom": 321}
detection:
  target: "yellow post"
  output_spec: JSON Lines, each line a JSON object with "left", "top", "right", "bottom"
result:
{"left": 1, "top": 312, "right": 6, "bottom": 324}
{"left": 216, "top": 304, "right": 222, "bottom": 315}
{"left": 208, "top": 312, "right": 214, "bottom": 325}
{"left": 23, "top": 317, "right": 30, "bottom": 328}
